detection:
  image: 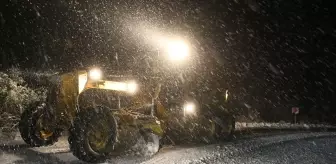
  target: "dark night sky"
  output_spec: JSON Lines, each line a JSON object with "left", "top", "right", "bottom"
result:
{"left": 1, "top": 0, "right": 336, "bottom": 120}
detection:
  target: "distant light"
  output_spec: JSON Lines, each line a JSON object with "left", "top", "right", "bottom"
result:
{"left": 166, "top": 40, "right": 189, "bottom": 61}
{"left": 184, "top": 102, "right": 196, "bottom": 115}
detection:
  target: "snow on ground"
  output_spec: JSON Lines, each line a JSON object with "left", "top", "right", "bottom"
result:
{"left": 0, "top": 127, "right": 335, "bottom": 164}
{"left": 1, "top": 121, "right": 335, "bottom": 142}
{"left": 142, "top": 132, "right": 336, "bottom": 164}
{"left": 236, "top": 122, "right": 336, "bottom": 130}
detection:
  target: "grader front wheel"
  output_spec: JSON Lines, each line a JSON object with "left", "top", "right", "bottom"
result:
{"left": 68, "top": 106, "right": 118, "bottom": 163}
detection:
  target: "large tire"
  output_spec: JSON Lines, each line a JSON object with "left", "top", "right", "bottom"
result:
{"left": 68, "top": 106, "right": 117, "bottom": 163}
{"left": 213, "top": 115, "right": 235, "bottom": 141}
{"left": 18, "top": 102, "right": 61, "bottom": 147}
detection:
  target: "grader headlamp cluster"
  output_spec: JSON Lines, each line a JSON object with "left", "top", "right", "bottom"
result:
{"left": 78, "top": 68, "right": 138, "bottom": 94}
{"left": 102, "top": 81, "right": 138, "bottom": 94}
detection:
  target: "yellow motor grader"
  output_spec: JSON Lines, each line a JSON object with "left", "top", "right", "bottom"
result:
{"left": 19, "top": 67, "right": 165, "bottom": 163}
{"left": 18, "top": 40, "right": 235, "bottom": 163}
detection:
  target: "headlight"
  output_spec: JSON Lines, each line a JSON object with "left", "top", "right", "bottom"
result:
{"left": 126, "top": 81, "right": 138, "bottom": 94}
{"left": 183, "top": 102, "right": 196, "bottom": 115}
{"left": 89, "top": 68, "right": 102, "bottom": 80}
{"left": 103, "top": 81, "right": 138, "bottom": 94}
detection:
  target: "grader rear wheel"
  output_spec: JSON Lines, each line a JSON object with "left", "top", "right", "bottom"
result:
{"left": 19, "top": 102, "right": 61, "bottom": 147}
{"left": 68, "top": 106, "right": 117, "bottom": 163}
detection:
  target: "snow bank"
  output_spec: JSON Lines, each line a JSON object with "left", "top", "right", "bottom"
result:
{"left": 0, "top": 69, "right": 48, "bottom": 137}
{"left": 235, "top": 122, "right": 336, "bottom": 130}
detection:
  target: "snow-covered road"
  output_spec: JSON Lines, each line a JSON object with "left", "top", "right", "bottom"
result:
{"left": 0, "top": 132, "right": 335, "bottom": 164}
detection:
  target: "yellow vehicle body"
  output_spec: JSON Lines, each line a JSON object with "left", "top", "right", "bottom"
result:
{"left": 53, "top": 71, "right": 79, "bottom": 127}
{"left": 48, "top": 69, "right": 164, "bottom": 137}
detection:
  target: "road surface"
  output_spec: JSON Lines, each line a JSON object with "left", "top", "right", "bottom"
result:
{"left": 0, "top": 132, "right": 335, "bottom": 164}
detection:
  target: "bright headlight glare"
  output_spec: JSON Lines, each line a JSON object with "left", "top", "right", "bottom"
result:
{"left": 127, "top": 81, "right": 138, "bottom": 94}
{"left": 167, "top": 40, "right": 189, "bottom": 61}
{"left": 103, "top": 81, "right": 138, "bottom": 94}
{"left": 184, "top": 102, "right": 196, "bottom": 114}
{"left": 89, "top": 68, "right": 102, "bottom": 80}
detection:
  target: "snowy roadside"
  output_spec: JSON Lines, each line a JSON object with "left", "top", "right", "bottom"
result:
{"left": 144, "top": 132, "right": 336, "bottom": 164}
{"left": 1, "top": 121, "right": 335, "bottom": 143}
{"left": 235, "top": 122, "right": 336, "bottom": 131}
